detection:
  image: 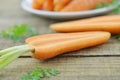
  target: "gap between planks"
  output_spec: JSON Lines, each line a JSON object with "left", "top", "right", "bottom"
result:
{"left": 19, "top": 55, "right": 120, "bottom": 58}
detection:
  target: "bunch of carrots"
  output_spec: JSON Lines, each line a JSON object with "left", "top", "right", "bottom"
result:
{"left": 0, "top": 15, "right": 120, "bottom": 70}
{"left": 32, "top": 0, "right": 112, "bottom": 12}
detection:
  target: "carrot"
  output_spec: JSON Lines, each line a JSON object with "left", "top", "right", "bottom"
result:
{"left": 51, "top": 22, "right": 120, "bottom": 34}
{"left": 61, "top": 0, "right": 112, "bottom": 12}
{"left": 54, "top": 0, "right": 72, "bottom": 11}
{"left": 0, "top": 31, "right": 110, "bottom": 70}
{"left": 43, "top": 0, "right": 54, "bottom": 11}
{"left": 63, "top": 15, "right": 120, "bottom": 24}
{"left": 32, "top": 0, "right": 45, "bottom": 9}
{"left": 50, "top": 15, "right": 120, "bottom": 34}
{"left": 50, "top": 15, "right": 120, "bottom": 28}
{"left": 26, "top": 31, "right": 110, "bottom": 60}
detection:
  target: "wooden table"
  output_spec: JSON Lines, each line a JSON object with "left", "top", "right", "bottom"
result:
{"left": 0, "top": 0, "right": 120, "bottom": 80}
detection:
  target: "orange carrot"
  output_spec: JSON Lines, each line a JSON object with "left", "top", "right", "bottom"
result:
{"left": 0, "top": 31, "right": 110, "bottom": 70}
{"left": 26, "top": 31, "right": 110, "bottom": 60}
{"left": 43, "top": 0, "right": 54, "bottom": 11}
{"left": 51, "top": 22, "right": 120, "bottom": 34}
{"left": 54, "top": 0, "right": 72, "bottom": 11}
{"left": 67, "top": 15, "right": 120, "bottom": 23}
{"left": 32, "top": 0, "right": 45, "bottom": 9}
{"left": 62, "top": 0, "right": 112, "bottom": 12}
{"left": 50, "top": 15, "right": 120, "bottom": 27}
{"left": 50, "top": 15, "right": 120, "bottom": 34}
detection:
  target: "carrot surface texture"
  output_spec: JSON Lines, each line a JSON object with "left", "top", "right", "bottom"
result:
{"left": 0, "top": 31, "right": 110, "bottom": 70}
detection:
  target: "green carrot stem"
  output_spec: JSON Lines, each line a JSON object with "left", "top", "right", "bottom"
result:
{"left": 0, "top": 45, "right": 28, "bottom": 56}
{"left": 0, "top": 45, "right": 34, "bottom": 70}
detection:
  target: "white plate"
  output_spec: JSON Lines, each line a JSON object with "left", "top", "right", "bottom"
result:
{"left": 21, "top": 0, "right": 119, "bottom": 20}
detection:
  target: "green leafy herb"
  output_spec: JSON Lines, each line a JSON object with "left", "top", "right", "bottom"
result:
{"left": 112, "top": 0, "right": 120, "bottom": 14}
{"left": 116, "top": 35, "right": 120, "bottom": 40}
{"left": 95, "top": 2, "right": 110, "bottom": 9}
{"left": 95, "top": 0, "right": 120, "bottom": 13}
{"left": 0, "top": 24, "right": 38, "bottom": 42}
{"left": 112, "top": 3, "right": 120, "bottom": 14}
{"left": 20, "top": 67, "right": 60, "bottom": 80}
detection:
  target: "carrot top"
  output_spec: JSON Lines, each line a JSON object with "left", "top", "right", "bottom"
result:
{"left": 0, "top": 45, "right": 34, "bottom": 70}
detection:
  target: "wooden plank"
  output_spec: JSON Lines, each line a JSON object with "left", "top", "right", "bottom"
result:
{"left": 1, "top": 57, "right": 120, "bottom": 80}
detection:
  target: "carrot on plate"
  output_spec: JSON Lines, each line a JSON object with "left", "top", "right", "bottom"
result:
{"left": 61, "top": 0, "right": 112, "bottom": 12}
{"left": 32, "top": 0, "right": 45, "bottom": 9}
{"left": 54, "top": 0, "right": 72, "bottom": 11}
{"left": 43, "top": 0, "right": 54, "bottom": 11}
{"left": 0, "top": 31, "right": 110, "bottom": 70}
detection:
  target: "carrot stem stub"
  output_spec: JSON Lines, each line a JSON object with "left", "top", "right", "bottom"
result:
{"left": 0, "top": 45, "right": 34, "bottom": 70}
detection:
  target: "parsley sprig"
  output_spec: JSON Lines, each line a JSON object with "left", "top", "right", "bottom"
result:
{"left": 20, "top": 67, "right": 60, "bottom": 80}
{"left": 0, "top": 24, "right": 38, "bottom": 42}
{"left": 95, "top": 0, "right": 120, "bottom": 13}
{"left": 116, "top": 35, "right": 120, "bottom": 41}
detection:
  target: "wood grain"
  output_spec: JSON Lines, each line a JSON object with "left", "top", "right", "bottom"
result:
{"left": 1, "top": 57, "right": 120, "bottom": 80}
